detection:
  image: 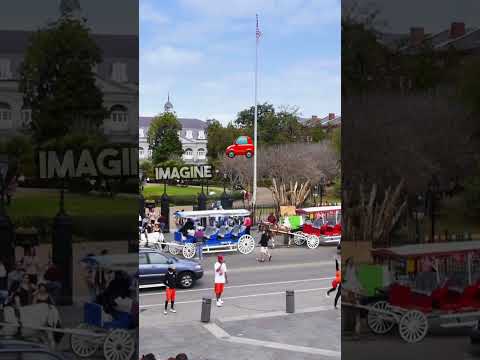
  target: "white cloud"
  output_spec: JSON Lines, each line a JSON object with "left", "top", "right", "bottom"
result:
{"left": 140, "top": 1, "right": 169, "bottom": 25}
{"left": 142, "top": 46, "right": 204, "bottom": 66}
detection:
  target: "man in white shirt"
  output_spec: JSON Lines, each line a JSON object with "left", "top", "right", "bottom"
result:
{"left": 214, "top": 256, "right": 228, "bottom": 307}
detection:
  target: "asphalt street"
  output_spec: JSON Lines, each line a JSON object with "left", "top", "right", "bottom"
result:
{"left": 139, "top": 245, "right": 341, "bottom": 360}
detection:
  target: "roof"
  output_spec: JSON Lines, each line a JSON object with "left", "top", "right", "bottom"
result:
{"left": 0, "top": 30, "right": 138, "bottom": 58}
{"left": 296, "top": 206, "right": 341, "bottom": 214}
{"left": 140, "top": 116, "right": 207, "bottom": 130}
{"left": 176, "top": 209, "right": 250, "bottom": 218}
{"left": 371, "top": 241, "right": 480, "bottom": 258}
{"left": 434, "top": 28, "right": 480, "bottom": 51}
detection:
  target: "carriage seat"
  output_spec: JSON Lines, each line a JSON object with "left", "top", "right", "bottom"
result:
{"left": 204, "top": 227, "right": 218, "bottom": 239}
{"left": 217, "top": 226, "right": 230, "bottom": 238}
{"left": 230, "top": 225, "right": 241, "bottom": 237}
{"left": 389, "top": 284, "right": 432, "bottom": 312}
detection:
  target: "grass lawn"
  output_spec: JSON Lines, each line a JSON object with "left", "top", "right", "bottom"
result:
{"left": 8, "top": 190, "right": 136, "bottom": 219}
{"left": 142, "top": 184, "right": 225, "bottom": 198}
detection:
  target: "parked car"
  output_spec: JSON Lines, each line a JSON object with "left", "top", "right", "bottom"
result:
{"left": 471, "top": 321, "right": 480, "bottom": 344}
{"left": 226, "top": 136, "right": 254, "bottom": 158}
{"left": 139, "top": 248, "right": 203, "bottom": 289}
{"left": 0, "top": 340, "right": 68, "bottom": 359}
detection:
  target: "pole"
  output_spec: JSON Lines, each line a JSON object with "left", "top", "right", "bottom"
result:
{"left": 252, "top": 14, "right": 259, "bottom": 209}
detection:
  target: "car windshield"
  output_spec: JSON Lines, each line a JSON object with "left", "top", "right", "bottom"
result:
{"left": 236, "top": 136, "right": 247, "bottom": 145}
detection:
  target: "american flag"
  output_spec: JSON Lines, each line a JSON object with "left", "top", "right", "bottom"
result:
{"left": 256, "top": 14, "right": 262, "bottom": 41}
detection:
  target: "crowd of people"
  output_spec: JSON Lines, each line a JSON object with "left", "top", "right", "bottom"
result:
{"left": 0, "top": 247, "right": 63, "bottom": 309}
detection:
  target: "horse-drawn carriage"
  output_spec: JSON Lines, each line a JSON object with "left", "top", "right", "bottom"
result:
{"left": 345, "top": 241, "right": 480, "bottom": 343}
{"left": 168, "top": 209, "right": 256, "bottom": 259}
{"left": 70, "top": 254, "right": 138, "bottom": 360}
{"left": 260, "top": 205, "right": 342, "bottom": 249}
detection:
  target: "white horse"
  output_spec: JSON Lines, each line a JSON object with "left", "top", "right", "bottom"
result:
{"left": 139, "top": 231, "right": 165, "bottom": 250}
{"left": 1, "top": 303, "right": 62, "bottom": 349}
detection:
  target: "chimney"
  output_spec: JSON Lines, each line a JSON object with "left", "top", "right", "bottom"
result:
{"left": 409, "top": 27, "right": 424, "bottom": 46}
{"left": 450, "top": 22, "right": 466, "bottom": 39}
{"left": 328, "top": 113, "right": 335, "bottom": 121}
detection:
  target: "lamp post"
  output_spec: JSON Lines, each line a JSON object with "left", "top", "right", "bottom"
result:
{"left": 427, "top": 175, "right": 440, "bottom": 243}
{"left": 319, "top": 177, "right": 326, "bottom": 206}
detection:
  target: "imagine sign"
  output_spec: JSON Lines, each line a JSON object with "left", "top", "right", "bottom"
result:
{"left": 155, "top": 165, "right": 213, "bottom": 180}
{"left": 38, "top": 147, "right": 138, "bottom": 179}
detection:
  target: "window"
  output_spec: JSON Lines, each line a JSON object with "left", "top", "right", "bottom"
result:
{"left": 139, "top": 148, "right": 144, "bottom": 157}
{"left": 0, "top": 58, "right": 12, "bottom": 79}
{"left": 110, "top": 105, "right": 128, "bottom": 131}
{"left": 111, "top": 62, "right": 128, "bottom": 82}
{"left": 197, "top": 148, "right": 206, "bottom": 159}
{"left": 0, "top": 102, "right": 12, "bottom": 129}
{"left": 236, "top": 136, "right": 248, "bottom": 145}
{"left": 21, "top": 108, "right": 32, "bottom": 126}
{"left": 184, "top": 148, "right": 193, "bottom": 158}
{"left": 139, "top": 128, "right": 144, "bottom": 137}
{"left": 198, "top": 130, "right": 206, "bottom": 139}
{"left": 148, "top": 150, "right": 152, "bottom": 157}
{"left": 147, "top": 253, "right": 168, "bottom": 265}
{"left": 139, "top": 253, "right": 148, "bottom": 265}
{"left": 186, "top": 130, "right": 193, "bottom": 139}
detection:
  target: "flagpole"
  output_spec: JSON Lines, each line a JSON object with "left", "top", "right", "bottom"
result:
{"left": 252, "top": 14, "right": 259, "bottom": 209}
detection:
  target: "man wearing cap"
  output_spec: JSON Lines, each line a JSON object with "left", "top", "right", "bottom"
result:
{"left": 214, "top": 256, "right": 228, "bottom": 306}
{"left": 164, "top": 266, "right": 177, "bottom": 315}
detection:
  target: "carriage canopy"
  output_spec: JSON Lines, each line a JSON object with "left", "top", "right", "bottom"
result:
{"left": 175, "top": 209, "right": 250, "bottom": 219}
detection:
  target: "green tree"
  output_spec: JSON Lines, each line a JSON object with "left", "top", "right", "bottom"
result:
{"left": 330, "top": 127, "right": 341, "bottom": 155}
{"left": 19, "top": 16, "right": 108, "bottom": 144}
{"left": 235, "top": 103, "right": 275, "bottom": 129}
{"left": 147, "top": 112, "right": 183, "bottom": 165}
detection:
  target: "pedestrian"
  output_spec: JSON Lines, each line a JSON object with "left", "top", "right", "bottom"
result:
{"left": 257, "top": 230, "right": 272, "bottom": 262}
{"left": 164, "top": 266, "right": 177, "bottom": 315}
{"left": 243, "top": 216, "right": 252, "bottom": 235}
{"left": 176, "top": 354, "right": 188, "bottom": 360}
{"left": 326, "top": 259, "right": 341, "bottom": 308}
{"left": 267, "top": 212, "right": 277, "bottom": 225}
{"left": 141, "top": 354, "right": 156, "bottom": 360}
{"left": 194, "top": 226, "right": 205, "bottom": 260}
{"left": 214, "top": 255, "right": 228, "bottom": 307}
{"left": 343, "top": 257, "right": 363, "bottom": 339}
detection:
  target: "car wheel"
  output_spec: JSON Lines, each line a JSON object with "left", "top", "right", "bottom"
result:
{"left": 246, "top": 151, "right": 252, "bottom": 158}
{"left": 178, "top": 272, "right": 195, "bottom": 289}
{"left": 228, "top": 151, "right": 235, "bottom": 158}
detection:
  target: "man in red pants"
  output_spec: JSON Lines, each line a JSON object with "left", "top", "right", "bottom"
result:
{"left": 164, "top": 266, "right": 177, "bottom": 315}
{"left": 214, "top": 256, "right": 228, "bottom": 307}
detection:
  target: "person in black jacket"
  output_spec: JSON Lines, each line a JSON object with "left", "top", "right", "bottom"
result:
{"left": 164, "top": 267, "right": 177, "bottom": 315}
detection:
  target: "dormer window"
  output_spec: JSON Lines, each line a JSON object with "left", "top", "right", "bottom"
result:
{"left": 0, "top": 59, "right": 12, "bottom": 80}
{"left": 198, "top": 130, "right": 206, "bottom": 140}
{"left": 186, "top": 130, "right": 193, "bottom": 139}
{"left": 111, "top": 62, "right": 128, "bottom": 82}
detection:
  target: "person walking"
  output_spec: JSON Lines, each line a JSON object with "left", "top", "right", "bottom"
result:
{"left": 214, "top": 256, "right": 228, "bottom": 307}
{"left": 326, "top": 258, "right": 341, "bottom": 308}
{"left": 257, "top": 230, "right": 272, "bottom": 262}
{"left": 164, "top": 266, "right": 177, "bottom": 315}
{"left": 194, "top": 226, "right": 205, "bottom": 260}
{"left": 243, "top": 216, "right": 252, "bottom": 235}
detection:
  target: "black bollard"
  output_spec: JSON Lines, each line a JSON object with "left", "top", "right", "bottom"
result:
{"left": 201, "top": 297, "right": 212, "bottom": 323}
{"left": 286, "top": 290, "right": 295, "bottom": 313}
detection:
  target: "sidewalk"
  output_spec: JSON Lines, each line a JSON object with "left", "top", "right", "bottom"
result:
{"left": 140, "top": 308, "right": 340, "bottom": 360}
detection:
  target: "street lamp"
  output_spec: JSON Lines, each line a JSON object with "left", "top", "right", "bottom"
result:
{"left": 427, "top": 175, "right": 440, "bottom": 243}
{"left": 319, "top": 177, "right": 326, "bottom": 206}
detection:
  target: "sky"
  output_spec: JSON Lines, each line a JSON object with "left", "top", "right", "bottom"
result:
{"left": 140, "top": 0, "right": 341, "bottom": 124}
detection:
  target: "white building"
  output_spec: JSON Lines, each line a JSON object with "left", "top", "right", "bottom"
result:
{"left": 139, "top": 96, "right": 208, "bottom": 164}
{"left": 0, "top": 29, "right": 138, "bottom": 144}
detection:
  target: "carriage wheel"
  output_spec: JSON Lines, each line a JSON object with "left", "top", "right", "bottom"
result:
{"left": 169, "top": 245, "right": 181, "bottom": 256}
{"left": 238, "top": 234, "right": 255, "bottom": 254}
{"left": 70, "top": 324, "right": 100, "bottom": 358}
{"left": 306, "top": 235, "right": 320, "bottom": 249}
{"left": 293, "top": 232, "right": 307, "bottom": 246}
{"left": 398, "top": 310, "right": 428, "bottom": 343}
{"left": 103, "top": 329, "right": 136, "bottom": 360}
{"left": 182, "top": 243, "right": 196, "bottom": 259}
{"left": 367, "top": 301, "right": 396, "bottom": 335}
